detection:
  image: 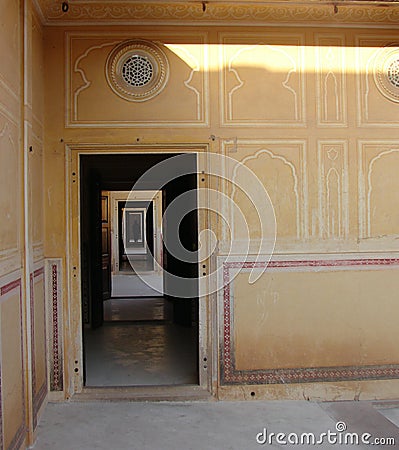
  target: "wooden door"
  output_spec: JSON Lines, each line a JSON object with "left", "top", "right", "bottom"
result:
{"left": 90, "top": 178, "right": 103, "bottom": 329}
{"left": 81, "top": 166, "right": 103, "bottom": 328}
{"left": 101, "top": 193, "right": 111, "bottom": 300}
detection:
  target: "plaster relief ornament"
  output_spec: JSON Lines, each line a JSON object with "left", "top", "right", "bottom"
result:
{"left": 374, "top": 45, "right": 399, "bottom": 103}
{"left": 106, "top": 40, "right": 169, "bottom": 102}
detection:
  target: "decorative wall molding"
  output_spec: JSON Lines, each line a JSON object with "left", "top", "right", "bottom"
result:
{"left": 0, "top": 118, "right": 21, "bottom": 278}
{"left": 222, "top": 139, "right": 308, "bottom": 240}
{"left": 30, "top": 266, "right": 47, "bottom": 430}
{"left": 0, "top": 74, "right": 19, "bottom": 105}
{"left": 165, "top": 43, "right": 205, "bottom": 122}
{"left": 36, "top": 1, "right": 399, "bottom": 26}
{"left": 29, "top": 132, "right": 44, "bottom": 255}
{"left": 70, "top": 39, "right": 120, "bottom": 124}
{"left": 105, "top": 39, "right": 170, "bottom": 102}
{"left": 220, "top": 33, "right": 305, "bottom": 127}
{"left": 30, "top": 116, "right": 44, "bottom": 149}
{"left": 357, "top": 36, "right": 399, "bottom": 127}
{"left": 315, "top": 34, "right": 347, "bottom": 127}
{"left": 373, "top": 46, "right": 399, "bottom": 103}
{"left": 317, "top": 140, "right": 349, "bottom": 239}
{"left": 31, "top": 113, "right": 44, "bottom": 141}
{"left": 0, "top": 78, "right": 19, "bottom": 125}
{"left": 67, "top": 32, "right": 209, "bottom": 127}
{"left": 0, "top": 275, "right": 26, "bottom": 450}
{"left": 32, "top": 244, "right": 44, "bottom": 264}
{"left": 45, "top": 259, "right": 63, "bottom": 393}
{"left": 220, "top": 257, "right": 399, "bottom": 385}
{"left": 358, "top": 140, "right": 399, "bottom": 239}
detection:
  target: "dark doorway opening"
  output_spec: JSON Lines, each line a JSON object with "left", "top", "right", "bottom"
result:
{"left": 80, "top": 153, "right": 199, "bottom": 387}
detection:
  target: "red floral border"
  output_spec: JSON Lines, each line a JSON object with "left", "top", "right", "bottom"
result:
{"left": 50, "top": 263, "right": 63, "bottom": 392}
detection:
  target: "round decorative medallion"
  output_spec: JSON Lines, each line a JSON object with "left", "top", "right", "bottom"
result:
{"left": 387, "top": 59, "right": 399, "bottom": 88}
{"left": 106, "top": 40, "right": 169, "bottom": 102}
{"left": 373, "top": 45, "right": 399, "bottom": 103}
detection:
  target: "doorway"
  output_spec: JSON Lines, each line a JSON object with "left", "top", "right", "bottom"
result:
{"left": 79, "top": 153, "right": 199, "bottom": 387}
{"left": 109, "top": 190, "right": 163, "bottom": 297}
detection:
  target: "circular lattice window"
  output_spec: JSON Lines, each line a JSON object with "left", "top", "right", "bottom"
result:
{"left": 106, "top": 40, "right": 169, "bottom": 102}
{"left": 373, "top": 45, "right": 399, "bottom": 103}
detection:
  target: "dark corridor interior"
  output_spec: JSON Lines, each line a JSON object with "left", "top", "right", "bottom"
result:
{"left": 117, "top": 199, "right": 154, "bottom": 272}
{"left": 80, "top": 153, "right": 199, "bottom": 387}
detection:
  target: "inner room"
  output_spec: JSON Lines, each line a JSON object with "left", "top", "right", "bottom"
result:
{"left": 80, "top": 153, "right": 199, "bottom": 387}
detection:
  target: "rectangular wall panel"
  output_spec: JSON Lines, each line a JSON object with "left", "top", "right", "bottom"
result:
{"left": 220, "top": 257, "right": 399, "bottom": 385}
{"left": 219, "top": 32, "right": 305, "bottom": 127}
{"left": 0, "top": 274, "right": 25, "bottom": 449}
{"left": 67, "top": 32, "right": 209, "bottom": 127}
{"left": 30, "top": 266, "right": 47, "bottom": 429}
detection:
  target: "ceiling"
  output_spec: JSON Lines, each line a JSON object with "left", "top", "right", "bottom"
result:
{"left": 34, "top": 0, "right": 399, "bottom": 26}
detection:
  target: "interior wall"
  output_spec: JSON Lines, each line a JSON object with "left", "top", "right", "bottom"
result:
{"left": 0, "top": 0, "right": 47, "bottom": 447}
{"left": 29, "top": 3, "right": 47, "bottom": 432}
{"left": 43, "top": 20, "right": 399, "bottom": 401}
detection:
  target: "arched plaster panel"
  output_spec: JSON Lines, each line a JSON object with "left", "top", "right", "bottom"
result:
{"left": 0, "top": 120, "right": 20, "bottom": 263}
{"left": 368, "top": 150, "right": 399, "bottom": 237}
{"left": 359, "top": 142, "right": 399, "bottom": 239}
{"left": 68, "top": 34, "right": 208, "bottom": 126}
{"left": 317, "top": 141, "right": 349, "bottom": 240}
{"left": 220, "top": 33, "right": 304, "bottom": 127}
{"left": 315, "top": 34, "right": 347, "bottom": 126}
{"left": 225, "top": 141, "right": 307, "bottom": 243}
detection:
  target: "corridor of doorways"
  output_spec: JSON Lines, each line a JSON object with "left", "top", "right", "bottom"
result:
{"left": 80, "top": 153, "right": 199, "bottom": 387}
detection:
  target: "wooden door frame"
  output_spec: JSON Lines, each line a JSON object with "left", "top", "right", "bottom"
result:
{"left": 66, "top": 144, "right": 215, "bottom": 398}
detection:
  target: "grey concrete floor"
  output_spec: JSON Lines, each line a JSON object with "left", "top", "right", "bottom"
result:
{"left": 85, "top": 297, "right": 197, "bottom": 387}
{"left": 84, "top": 322, "right": 198, "bottom": 387}
{"left": 33, "top": 400, "right": 399, "bottom": 449}
{"left": 103, "top": 297, "right": 169, "bottom": 322}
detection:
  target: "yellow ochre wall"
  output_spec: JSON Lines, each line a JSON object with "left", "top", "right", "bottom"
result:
{"left": 41, "top": 19, "right": 399, "bottom": 402}
{"left": 3, "top": 3, "right": 399, "bottom": 446}
{"left": 0, "top": 0, "right": 47, "bottom": 448}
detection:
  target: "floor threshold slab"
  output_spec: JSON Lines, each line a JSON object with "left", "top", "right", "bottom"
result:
{"left": 372, "top": 399, "right": 399, "bottom": 409}
{"left": 72, "top": 385, "right": 214, "bottom": 402}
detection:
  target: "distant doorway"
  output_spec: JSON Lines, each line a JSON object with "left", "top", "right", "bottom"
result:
{"left": 108, "top": 190, "right": 162, "bottom": 298}
{"left": 80, "top": 153, "right": 199, "bottom": 387}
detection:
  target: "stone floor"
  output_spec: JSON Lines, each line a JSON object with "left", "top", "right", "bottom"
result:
{"left": 84, "top": 321, "right": 198, "bottom": 386}
{"left": 111, "top": 273, "right": 162, "bottom": 297}
{"left": 33, "top": 400, "right": 399, "bottom": 449}
{"left": 85, "top": 297, "right": 198, "bottom": 386}
{"left": 103, "top": 297, "right": 169, "bottom": 322}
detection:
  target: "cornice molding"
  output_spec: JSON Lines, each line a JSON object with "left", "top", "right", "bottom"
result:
{"left": 36, "top": 1, "right": 399, "bottom": 26}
